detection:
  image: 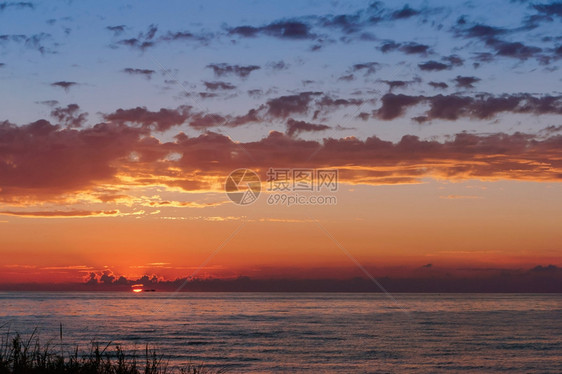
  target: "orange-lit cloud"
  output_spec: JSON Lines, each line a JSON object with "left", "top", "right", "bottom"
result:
{"left": 1, "top": 117, "right": 561, "bottom": 207}
{"left": 0, "top": 210, "right": 119, "bottom": 218}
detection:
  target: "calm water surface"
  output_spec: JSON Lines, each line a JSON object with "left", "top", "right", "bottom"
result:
{"left": 0, "top": 293, "right": 560, "bottom": 373}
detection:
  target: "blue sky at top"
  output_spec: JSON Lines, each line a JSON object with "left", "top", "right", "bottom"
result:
{"left": 0, "top": 0, "right": 560, "bottom": 143}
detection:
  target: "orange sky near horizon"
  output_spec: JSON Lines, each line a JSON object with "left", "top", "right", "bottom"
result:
{"left": 1, "top": 179, "right": 560, "bottom": 284}
{"left": 1, "top": 0, "right": 561, "bottom": 287}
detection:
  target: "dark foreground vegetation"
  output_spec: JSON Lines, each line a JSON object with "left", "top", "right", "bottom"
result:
{"left": 0, "top": 329, "right": 221, "bottom": 374}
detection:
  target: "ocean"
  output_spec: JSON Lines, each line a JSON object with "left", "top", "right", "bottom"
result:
{"left": 0, "top": 292, "right": 560, "bottom": 373}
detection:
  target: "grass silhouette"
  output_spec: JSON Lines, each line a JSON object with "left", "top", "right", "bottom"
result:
{"left": 0, "top": 327, "right": 222, "bottom": 374}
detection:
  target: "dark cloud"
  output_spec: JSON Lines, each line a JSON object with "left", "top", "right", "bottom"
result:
{"left": 114, "top": 25, "right": 210, "bottom": 50}
{"left": 418, "top": 61, "right": 449, "bottom": 71}
{"left": 106, "top": 25, "right": 126, "bottom": 36}
{"left": 400, "top": 42, "right": 431, "bottom": 55}
{"left": 412, "top": 116, "right": 429, "bottom": 123}
{"left": 104, "top": 106, "right": 191, "bottom": 132}
{"left": 317, "top": 96, "right": 363, "bottom": 108}
{"left": 379, "top": 41, "right": 431, "bottom": 55}
{"left": 142, "top": 24, "right": 158, "bottom": 40}
{"left": 198, "top": 92, "right": 218, "bottom": 99}
{"left": 350, "top": 62, "right": 381, "bottom": 75}
{"left": 320, "top": 14, "right": 362, "bottom": 34}
{"left": 262, "top": 21, "right": 314, "bottom": 39}
{"left": 442, "top": 54, "right": 464, "bottom": 66}
{"left": 247, "top": 89, "right": 263, "bottom": 98}
{"left": 164, "top": 91, "right": 359, "bottom": 126}
{"left": 533, "top": 2, "right": 562, "bottom": 18}
{"left": 266, "top": 92, "right": 321, "bottom": 118}
{"left": 418, "top": 55, "right": 463, "bottom": 71}
{"left": 188, "top": 113, "right": 226, "bottom": 129}
{"left": 203, "top": 81, "right": 236, "bottom": 90}
{"left": 454, "top": 75, "right": 481, "bottom": 88}
{"left": 377, "top": 94, "right": 423, "bottom": 120}
{"left": 0, "top": 32, "right": 55, "bottom": 54}
{"left": 226, "top": 25, "right": 258, "bottom": 37}
{"left": 428, "top": 81, "right": 448, "bottom": 89}
{"left": 376, "top": 93, "right": 562, "bottom": 120}
{"left": 206, "top": 63, "right": 261, "bottom": 78}
{"left": 24, "top": 32, "right": 54, "bottom": 54}
{"left": 338, "top": 74, "right": 354, "bottom": 81}
{"left": 159, "top": 31, "right": 209, "bottom": 44}
{"left": 522, "top": 13, "right": 552, "bottom": 30}
{"left": 116, "top": 24, "right": 158, "bottom": 50}
{"left": 37, "top": 100, "right": 59, "bottom": 107}
{"left": 491, "top": 40, "right": 542, "bottom": 59}
{"left": 462, "top": 24, "right": 507, "bottom": 40}
{"left": 117, "top": 38, "right": 154, "bottom": 50}
{"left": 335, "top": 124, "right": 357, "bottom": 131}
{"left": 222, "top": 3, "right": 433, "bottom": 46}
{"left": 425, "top": 95, "right": 474, "bottom": 120}
{"left": 100, "top": 271, "right": 116, "bottom": 284}
{"left": 357, "top": 112, "right": 370, "bottom": 121}
{"left": 390, "top": 4, "right": 421, "bottom": 20}
{"left": 229, "top": 20, "right": 315, "bottom": 39}
{"left": 83, "top": 270, "right": 133, "bottom": 286}
{"left": 0, "top": 34, "right": 25, "bottom": 43}
{"left": 530, "top": 264, "right": 561, "bottom": 273}
{"left": 50, "top": 104, "right": 88, "bottom": 128}
{"left": 225, "top": 108, "right": 261, "bottom": 127}
{"left": 122, "top": 68, "right": 155, "bottom": 79}
{"left": 0, "top": 2, "right": 34, "bottom": 11}
{"left": 318, "top": 2, "right": 430, "bottom": 31}
{"left": 309, "top": 43, "right": 323, "bottom": 52}
{"left": 380, "top": 79, "right": 419, "bottom": 92}
{"left": 379, "top": 40, "right": 399, "bottom": 52}
{"left": 51, "top": 81, "right": 78, "bottom": 92}
{"left": 455, "top": 21, "right": 545, "bottom": 61}
{"left": 286, "top": 118, "right": 330, "bottom": 137}
{"left": 159, "top": 31, "right": 196, "bottom": 41}
{"left": 473, "top": 52, "right": 495, "bottom": 63}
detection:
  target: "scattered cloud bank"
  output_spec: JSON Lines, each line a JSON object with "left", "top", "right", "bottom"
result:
{"left": 1, "top": 265, "right": 560, "bottom": 292}
{"left": 1, "top": 100, "right": 561, "bottom": 204}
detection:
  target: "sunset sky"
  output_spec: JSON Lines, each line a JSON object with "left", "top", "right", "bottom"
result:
{"left": 0, "top": 0, "right": 561, "bottom": 288}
